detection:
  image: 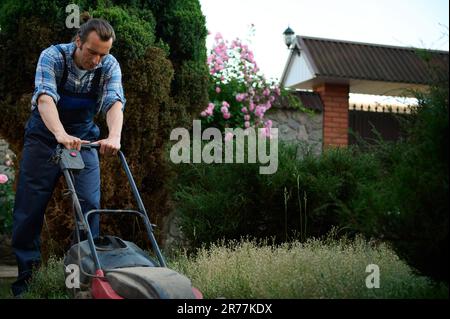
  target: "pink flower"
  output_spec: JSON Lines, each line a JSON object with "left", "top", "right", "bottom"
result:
{"left": 0, "top": 174, "right": 8, "bottom": 184}
{"left": 204, "top": 33, "right": 280, "bottom": 132}
{"left": 249, "top": 102, "right": 255, "bottom": 112}
{"left": 254, "top": 105, "right": 266, "bottom": 119}
{"left": 247, "top": 52, "right": 255, "bottom": 63}
{"left": 260, "top": 127, "right": 272, "bottom": 138}
{"left": 203, "top": 102, "right": 215, "bottom": 116}
{"left": 236, "top": 93, "right": 245, "bottom": 102}
{"left": 220, "top": 106, "right": 229, "bottom": 114}
{"left": 224, "top": 132, "right": 234, "bottom": 142}
{"left": 214, "top": 47, "right": 224, "bottom": 56}
{"left": 214, "top": 32, "right": 223, "bottom": 41}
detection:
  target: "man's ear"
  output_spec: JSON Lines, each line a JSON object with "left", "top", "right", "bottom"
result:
{"left": 75, "top": 36, "right": 82, "bottom": 49}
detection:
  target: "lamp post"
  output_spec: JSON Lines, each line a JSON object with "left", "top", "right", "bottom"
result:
{"left": 283, "top": 26, "right": 295, "bottom": 49}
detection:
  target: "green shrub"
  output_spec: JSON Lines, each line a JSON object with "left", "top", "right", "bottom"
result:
{"left": 149, "top": 0, "right": 209, "bottom": 120}
{"left": 170, "top": 141, "right": 382, "bottom": 248}
{"left": 149, "top": 0, "right": 207, "bottom": 64}
{"left": 364, "top": 78, "right": 449, "bottom": 283}
{"left": 91, "top": 6, "right": 156, "bottom": 61}
{"left": 0, "top": 0, "right": 209, "bottom": 258}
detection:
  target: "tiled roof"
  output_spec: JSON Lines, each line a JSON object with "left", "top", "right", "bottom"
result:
{"left": 298, "top": 36, "right": 449, "bottom": 84}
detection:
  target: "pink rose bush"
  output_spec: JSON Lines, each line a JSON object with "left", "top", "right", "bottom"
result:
{"left": 200, "top": 32, "right": 280, "bottom": 138}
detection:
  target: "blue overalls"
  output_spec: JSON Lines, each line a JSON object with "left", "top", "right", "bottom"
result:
{"left": 11, "top": 45, "right": 102, "bottom": 296}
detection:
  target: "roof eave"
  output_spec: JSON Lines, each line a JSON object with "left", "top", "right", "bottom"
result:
{"left": 280, "top": 44, "right": 297, "bottom": 87}
{"left": 288, "top": 76, "right": 429, "bottom": 97}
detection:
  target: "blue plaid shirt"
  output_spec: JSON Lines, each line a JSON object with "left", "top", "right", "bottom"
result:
{"left": 31, "top": 42, "right": 126, "bottom": 115}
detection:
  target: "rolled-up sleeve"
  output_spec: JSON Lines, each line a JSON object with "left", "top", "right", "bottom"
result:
{"left": 100, "top": 60, "right": 126, "bottom": 115}
{"left": 31, "top": 48, "right": 60, "bottom": 110}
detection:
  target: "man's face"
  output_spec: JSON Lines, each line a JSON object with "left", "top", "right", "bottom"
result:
{"left": 75, "top": 31, "right": 113, "bottom": 70}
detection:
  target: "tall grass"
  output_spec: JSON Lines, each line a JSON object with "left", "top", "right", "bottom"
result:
{"left": 1, "top": 236, "right": 446, "bottom": 299}
{"left": 169, "top": 234, "right": 448, "bottom": 299}
{"left": 21, "top": 257, "right": 69, "bottom": 299}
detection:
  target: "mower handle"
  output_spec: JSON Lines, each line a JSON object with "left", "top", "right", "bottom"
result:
{"left": 58, "top": 142, "right": 168, "bottom": 268}
{"left": 81, "top": 143, "right": 101, "bottom": 150}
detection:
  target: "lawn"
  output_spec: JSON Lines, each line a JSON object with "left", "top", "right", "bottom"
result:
{"left": 170, "top": 235, "right": 448, "bottom": 299}
{"left": 0, "top": 278, "right": 14, "bottom": 299}
{"left": 2, "top": 234, "right": 447, "bottom": 299}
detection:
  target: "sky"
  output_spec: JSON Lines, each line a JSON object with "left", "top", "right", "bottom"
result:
{"left": 199, "top": 0, "right": 449, "bottom": 104}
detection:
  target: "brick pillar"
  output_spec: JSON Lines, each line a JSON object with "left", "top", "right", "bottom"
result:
{"left": 313, "top": 83, "right": 349, "bottom": 148}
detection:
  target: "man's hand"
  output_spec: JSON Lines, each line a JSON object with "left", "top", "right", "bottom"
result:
{"left": 37, "top": 95, "right": 90, "bottom": 151}
{"left": 92, "top": 136, "right": 121, "bottom": 155}
{"left": 55, "top": 131, "right": 90, "bottom": 151}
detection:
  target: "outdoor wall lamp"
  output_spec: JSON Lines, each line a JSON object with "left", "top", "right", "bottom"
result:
{"left": 283, "top": 26, "right": 300, "bottom": 56}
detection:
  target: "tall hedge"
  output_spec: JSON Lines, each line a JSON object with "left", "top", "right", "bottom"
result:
{"left": 0, "top": 0, "right": 208, "bottom": 257}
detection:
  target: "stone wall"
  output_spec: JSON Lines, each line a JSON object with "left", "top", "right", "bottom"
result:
{"left": 161, "top": 209, "right": 189, "bottom": 253}
{"left": 266, "top": 109, "right": 323, "bottom": 156}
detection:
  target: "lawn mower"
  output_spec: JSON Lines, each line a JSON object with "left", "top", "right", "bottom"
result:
{"left": 51, "top": 143, "right": 202, "bottom": 299}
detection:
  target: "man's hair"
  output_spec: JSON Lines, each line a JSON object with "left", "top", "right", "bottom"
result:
{"left": 75, "top": 18, "right": 116, "bottom": 43}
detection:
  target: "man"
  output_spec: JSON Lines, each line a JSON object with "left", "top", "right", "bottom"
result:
{"left": 11, "top": 18, "right": 126, "bottom": 297}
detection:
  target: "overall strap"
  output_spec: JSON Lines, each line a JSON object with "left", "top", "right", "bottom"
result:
{"left": 55, "top": 44, "right": 102, "bottom": 96}
{"left": 90, "top": 67, "right": 103, "bottom": 95}
{"left": 55, "top": 45, "right": 68, "bottom": 90}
